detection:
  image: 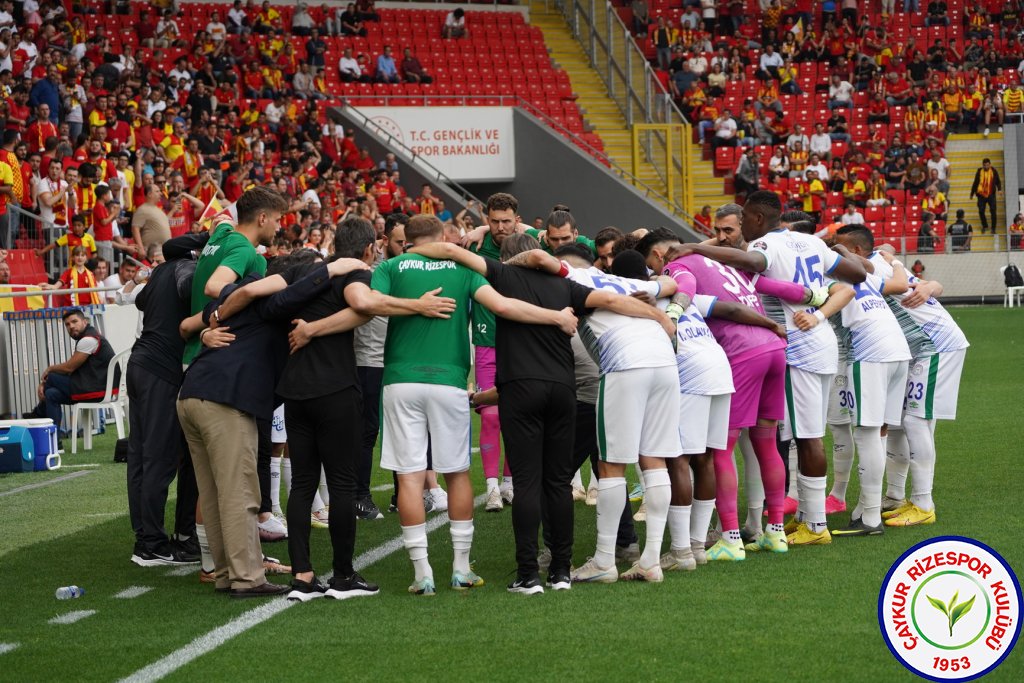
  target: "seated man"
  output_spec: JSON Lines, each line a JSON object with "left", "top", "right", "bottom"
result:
{"left": 25, "top": 308, "right": 117, "bottom": 439}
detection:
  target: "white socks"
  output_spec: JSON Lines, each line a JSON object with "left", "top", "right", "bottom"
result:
{"left": 485, "top": 477, "right": 499, "bottom": 493}
{"left": 786, "top": 444, "right": 799, "bottom": 499}
{"left": 828, "top": 422, "right": 854, "bottom": 501}
{"left": 904, "top": 415, "right": 937, "bottom": 511}
{"left": 854, "top": 426, "right": 884, "bottom": 528}
{"left": 595, "top": 477, "right": 626, "bottom": 569}
{"left": 668, "top": 505, "right": 692, "bottom": 551}
{"left": 196, "top": 523, "right": 214, "bottom": 573}
{"left": 449, "top": 519, "right": 473, "bottom": 574}
{"left": 690, "top": 498, "right": 716, "bottom": 544}
{"left": 318, "top": 468, "right": 330, "bottom": 507}
{"left": 270, "top": 456, "right": 282, "bottom": 515}
{"left": 638, "top": 468, "right": 671, "bottom": 568}
{"left": 885, "top": 427, "right": 910, "bottom": 501}
{"left": 401, "top": 523, "right": 432, "bottom": 581}
{"left": 282, "top": 457, "right": 292, "bottom": 496}
{"left": 799, "top": 474, "right": 827, "bottom": 533}
{"left": 501, "top": 476, "right": 513, "bottom": 490}
{"left": 738, "top": 430, "right": 764, "bottom": 533}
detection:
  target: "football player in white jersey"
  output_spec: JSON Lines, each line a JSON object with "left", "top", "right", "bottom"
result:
{"left": 673, "top": 191, "right": 867, "bottom": 546}
{"left": 866, "top": 247, "right": 970, "bottom": 526}
{"left": 810, "top": 225, "right": 912, "bottom": 535}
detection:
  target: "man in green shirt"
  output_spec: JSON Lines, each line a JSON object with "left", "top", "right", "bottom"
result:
{"left": 375, "top": 214, "right": 577, "bottom": 596}
{"left": 184, "top": 186, "right": 287, "bottom": 365}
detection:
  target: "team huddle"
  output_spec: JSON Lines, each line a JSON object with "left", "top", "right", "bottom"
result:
{"left": 136, "top": 186, "right": 966, "bottom": 600}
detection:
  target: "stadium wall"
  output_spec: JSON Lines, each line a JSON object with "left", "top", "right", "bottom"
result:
{"left": 463, "top": 109, "right": 699, "bottom": 239}
{"left": 905, "top": 251, "right": 1024, "bottom": 303}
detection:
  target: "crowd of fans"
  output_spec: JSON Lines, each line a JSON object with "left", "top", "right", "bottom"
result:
{"left": 627, "top": 0, "right": 1024, "bottom": 246}
{"left": 0, "top": 0, "right": 492, "bottom": 291}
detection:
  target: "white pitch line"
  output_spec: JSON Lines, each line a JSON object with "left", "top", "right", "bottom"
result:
{"left": 163, "top": 566, "right": 196, "bottom": 578}
{"left": 114, "top": 586, "right": 153, "bottom": 599}
{"left": 48, "top": 610, "right": 96, "bottom": 625}
{"left": 61, "top": 464, "right": 101, "bottom": 469}
{"left": 86, "top": 512, "right": 123, "bottom": 518}
{"left": 0, "top": 643, "right": 19, "bottom": 655}
{"left": 0, "top": 470, "right": 92, "bottom": 498}
{"left": 369, "top": 483, "right": 394, "bottom": 492}
{"left": 121, "top": 493, "right": 487, "bottom": 683}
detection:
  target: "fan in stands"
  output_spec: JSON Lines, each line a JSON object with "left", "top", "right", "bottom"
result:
{"left": 620, "top": 0, "right": 1018, "bottom": 250}
{"left": 0, "top": 0, "right": 603, "bottom": 301}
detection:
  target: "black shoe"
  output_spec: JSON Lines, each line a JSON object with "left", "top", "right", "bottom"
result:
{"left": 175, "top": 534, "right": 201, "bottom": 557}
{"left": 355, "top": 496, "right": 384, "bottom": 521}
{"left": 131, "top": 544, "right": 193, "bottom": 567}
{"left": 546, "top": 572, "right": 571, "bottom": 591}
{"left": 832, "top": 517, "right": 884, "bottom": 537}
{"left": 287, "top": 576, "right": 328, "bottom": 602}
{"left": 507, "top": 575, "right": 544, "bottom": 595}
{"left": 170, "top": 538, "right": 201, "bottom": 563}
{"left": 230, "top": 581, "right": 289, "bottom": 599}
{"left": 388, "top": 495, "right": 398, "bottom": 513}
{"left": 326, "top": 572, "right": 380, "bottom": 600}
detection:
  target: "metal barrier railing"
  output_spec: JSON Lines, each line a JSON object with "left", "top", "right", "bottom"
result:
{"left": 6, "top": 205, "right": 67, "bottom": 277}
{"left": 555, "top": 0, "right": 694, "bottom": 218}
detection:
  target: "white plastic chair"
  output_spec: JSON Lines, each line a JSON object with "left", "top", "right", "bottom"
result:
{"left": 1000, "top": 266, "right": 1024, "bottom": 308}
{"left": 70, "top": 349, "right": 130, "bottom": 454}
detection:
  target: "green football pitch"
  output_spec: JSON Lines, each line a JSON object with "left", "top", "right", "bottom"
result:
{"left": 0, "top": 307, "right": 1020, "bottom": 682}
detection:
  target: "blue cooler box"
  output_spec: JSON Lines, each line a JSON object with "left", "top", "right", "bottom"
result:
{"left": 26, "top": 419, "right": 60, "bottom": 471}
{"left": 0, "top": 425, "right": 35, "bottom": 473}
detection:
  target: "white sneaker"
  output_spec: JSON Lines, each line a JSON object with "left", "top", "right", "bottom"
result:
{"left": 585, "top": 485, "right": 598, "bottom": 506}
{"left": 984, "top": 127, "right": 990, "bottom": 137}
{"left": 633, "top": 500, "right": 646, "bottom": 522}
{"left": 660, "top": 548, "right": 697, "bottom": 571}
{"left": 500, "top": 486, "right": 514, "bottom": 506}
{"left": 690, "top": 540, "right": 707, "bottom": 565}
{"left": 572, "top": 484, "right": 587, "bottom": 502}
{"left": 620, "top": 561, "right": 664, "bottom": 583}
{"left": 427, "top": 488, "right": 448, "bottom": 512}
{"left": 570, "top": 557, "right": 618, "bottom": 584}
{"left": 258, "top": 515, "right": 288, "bottom": 538}
{"left": 311, "top": 508, "right": 329, "bottom": 529}
{"left": 485, "top": 487, "right": 503, "bottom": 512}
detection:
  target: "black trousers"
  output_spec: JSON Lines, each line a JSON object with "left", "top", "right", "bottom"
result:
{"left": 977, "top": 194, "right": 997, "bottom": 232}
{"left": 357, "top": 365, "right": 384, "bottom": 497}
{"left": 542, "top": 401, "right": 636, "bottom": 549}
{"left": 257, "top": 417, "right": 272, "bottom": 514}
{"left": 126, "top": 362, "right": 198, "bottom": 549}
{"left": 499, "top": 379, "right": 576, "bottom": 578}
{"left": 285, "top": 387, "right": 362, "bottom": 576}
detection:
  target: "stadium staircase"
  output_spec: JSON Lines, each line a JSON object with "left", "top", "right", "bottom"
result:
{"left": 688, "top": 144, "right": 727, "bottom": 218}
{"left": 528, "top": 1, "right": 672, "bottom": 204}
{"left": 944, "top": 134, "right": 1006, "bottom": 248}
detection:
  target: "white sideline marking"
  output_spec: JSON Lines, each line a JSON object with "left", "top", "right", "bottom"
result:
{"left": 0, "top": 643, "right": 19, "bottom": 654}
{"left": 0, "top": 471, "right": 92, "bottom": 498}
{"left": 471, "top": 447, "right": 480, "bottom": 453}
{"left": 114, "top": 586, "right": 153, "bottom": 599}
{"left": 163, "top": 566, "right": 196, "bottom": 578}
{"left": 48, "top": 610, "right": 96, "bottom": 625}
{"left": 62, "top": 464, "right": 101, "bottom": 469}
{"left": 369, "top": 483, "right": 394, "bottom": 492}
{"left": 86, "top": 512, "right": 123, "bottom": 518}
{"left": 121, "top": 493, "right": 487, "bottom": 683}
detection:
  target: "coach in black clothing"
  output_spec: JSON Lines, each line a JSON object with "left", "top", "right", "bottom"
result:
{"left": 176, "top": 251, "right": 367, "bottom": 597}
{"left": 126, "top": 233, "right": 207, "bottom": 566}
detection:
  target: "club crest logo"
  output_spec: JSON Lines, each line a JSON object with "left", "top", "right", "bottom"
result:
{"left": 879, "top": 537, "right": 1021, "bottom": 681}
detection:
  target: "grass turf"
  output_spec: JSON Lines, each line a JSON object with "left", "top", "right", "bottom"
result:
{"left": 0, "top": 306, "right": 1020, "bottom": 681}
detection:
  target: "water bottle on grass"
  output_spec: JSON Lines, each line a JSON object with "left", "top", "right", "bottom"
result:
{"left": 55, "top": 586, "right": 84, "bottom": 600}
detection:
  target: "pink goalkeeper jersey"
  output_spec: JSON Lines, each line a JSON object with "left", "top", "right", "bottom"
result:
{"left": 664, "top": 254, "right": 785, "bottom": 363}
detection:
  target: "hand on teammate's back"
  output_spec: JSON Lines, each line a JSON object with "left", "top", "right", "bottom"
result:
{"left": 417, "top": 287, "right": 457, "bottom": 318}
{"left": 327, "top": 257, "right": 370, "bottom": 277}
{"left": 630, "top": 290, "right": 657, "bottom": 306}
{"left": 554, "top": 306, "right": 578, "bottom": 336}
{"left": 289, "top": 319, "right": 313, "bottom": 352}
{"left": 664, "top": 243, "right": 694, "bottom": 263}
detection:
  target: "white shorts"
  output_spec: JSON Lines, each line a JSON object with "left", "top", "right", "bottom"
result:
{"left": 848, "top": 360, "right": 910, "bottom": 428}
{"left": 678, "top": 392, "right": 731, "bottom": 454}
{"left": 827, "top": 361, "right": 852, "bottom": 426}
{"left": 271, "top": 404, "right": 287, "bottom": 444}
{"left": 380, "top": 383, "right": 471, "bottom": 474}
{"left": 781, "top": 366, "right": 832, "bottom": 440}
{"left": 597, "top": 366, "right": 681, "bottom": 464}
{"left": 904, "top": 349, "right": 966, "bottom": 420}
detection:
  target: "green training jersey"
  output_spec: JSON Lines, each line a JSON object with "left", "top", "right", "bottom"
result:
{"left": 468, "top": 232, "right": 502, "bottom": 347}
{"left": 183, "top": 222, "right": 267, "bottom": 365}
{"left": 525, "top": 228, "right": 597, "bottom": 254}
{"left": 372, "top": 253, "right": 488, "bottom": 388}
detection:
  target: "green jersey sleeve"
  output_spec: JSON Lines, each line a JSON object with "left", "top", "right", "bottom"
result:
{"left": 370, "top": 259, "right": 392, "bottom": 294}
